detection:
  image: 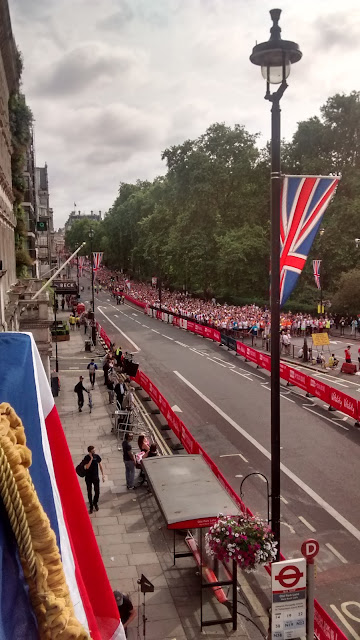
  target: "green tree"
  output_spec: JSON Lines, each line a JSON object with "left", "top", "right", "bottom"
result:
{"left": 332, "top": 269, "right": 360, "bottom": 314}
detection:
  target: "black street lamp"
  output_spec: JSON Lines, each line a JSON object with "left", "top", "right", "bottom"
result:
{"left": 89, "top": 227, "right": 97, "bottom": 346}
{"left": 318, "top": 227, "right": 325, "bottom": 315}
{"left": 250, "top": 9, "right": 302, "bottom": 559}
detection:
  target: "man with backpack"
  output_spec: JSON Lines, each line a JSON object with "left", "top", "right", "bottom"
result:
{"left": 87, "top": 358, "right": 98, "bottom": 389}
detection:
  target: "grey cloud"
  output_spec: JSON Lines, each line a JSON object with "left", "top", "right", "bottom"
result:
{"left": 34, "top": 45, "right": 136, "bottom": 97}
{"left": 98, "top": 1, "right": 134, "bottom": 31}
{"left": 314, "top": 13, "right": 360, "bottom": 50}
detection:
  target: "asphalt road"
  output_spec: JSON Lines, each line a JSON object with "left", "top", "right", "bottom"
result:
{"left": 78, "top": 278, "right": 360, "bottom": 638}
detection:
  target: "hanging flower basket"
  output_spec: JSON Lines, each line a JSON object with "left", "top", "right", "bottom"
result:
{"left": 205, "top": 513, "right": 277, "bottom": 572}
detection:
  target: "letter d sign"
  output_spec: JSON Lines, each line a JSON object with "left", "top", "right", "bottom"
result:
{"left": 301, "top": 538, "right": 319, "bottom": 561}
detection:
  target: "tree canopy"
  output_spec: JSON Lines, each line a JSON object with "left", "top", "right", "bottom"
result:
{"left": 66, "top": 92, "right": 360, "bottom": 311}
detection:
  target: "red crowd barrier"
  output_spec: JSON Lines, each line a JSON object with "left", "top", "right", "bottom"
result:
{"left": 141, "top": 306, "right": 360, "bottom": 424}
{"left": 96, "top": 319, "right": 346, "bottom": 640}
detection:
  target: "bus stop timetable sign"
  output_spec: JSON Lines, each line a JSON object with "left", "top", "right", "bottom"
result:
{"left": 271, "top": 558, "right": 307, "bottom": 640}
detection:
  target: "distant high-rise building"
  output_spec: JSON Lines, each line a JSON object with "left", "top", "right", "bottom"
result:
{"left": 36, "top": 164, "right": 54, "bottom": 274}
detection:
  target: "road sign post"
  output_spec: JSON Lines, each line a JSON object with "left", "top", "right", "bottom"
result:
{"left": 271, "top": 558, "right": 307, "bottom": 639}
{"left": 301, "top": 539, "right": 320, "bottom": 640}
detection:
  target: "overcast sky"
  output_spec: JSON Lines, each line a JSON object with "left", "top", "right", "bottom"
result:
{"left": 9, "top": 0, "right": 360, "bottom": 229}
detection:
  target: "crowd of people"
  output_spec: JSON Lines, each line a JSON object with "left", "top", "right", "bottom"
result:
{"left": 94, "top": 266, "right": 360, "bottom": 337}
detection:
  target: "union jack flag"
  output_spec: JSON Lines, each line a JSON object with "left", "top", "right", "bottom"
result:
{"left": 280, "top": 175, "right": 339, "bottom": 306}
{"left": 92, "top": 251, "right": 103, "bottom": 272}
{"left": 78, "top": 255, "right": 85, "bottom": 275}
{"left": 313, "top": 259, "right": 321, "bottom": 289}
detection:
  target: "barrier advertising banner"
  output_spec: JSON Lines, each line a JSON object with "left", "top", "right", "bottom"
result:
{"left": 288, "top": 367, "right": 309, "bottom": 392}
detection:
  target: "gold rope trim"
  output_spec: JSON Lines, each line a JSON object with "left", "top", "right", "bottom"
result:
{"left": 0, "top": 402, "right": 90, "bottom": 640}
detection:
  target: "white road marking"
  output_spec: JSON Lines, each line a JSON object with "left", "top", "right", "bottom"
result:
{"left": 235, "top": 474, "right": 243, "bottom": 478}
{"left": 237, "top": 367, "right": 265, "bottom": 380}
{"left": 213, "top": 356, "right": 235, "bottom": 368}
{"left": 162, "top": 334, "right": 174, "bottom": 340}
{"left": 330, "top": 605, "right": 360, "bottom": 640}
{"left": 280, "top": 496, "right": 289, "bottom": 504}
{"left": 151, "top": 329, "right": 160, "bottom": 334}
{"left": 298, "top": 516, "right": 316, "bottom": 532}
{"left": 107, "top": 298, "right": 110, "bottom": 301}
{"left": 142, "top": 324, "right": 149, "bottom": 328}
{"left": 304, "top": 406, "right": 350, "bottom": 431}
{"left": 281, "top": 521, "right": 296, "bottom": 534}
{"left": 230, "top": 370, "right": 253, "bottom": 381}
{"left": 175, "top": 341, "right": 188, "bottom": 347}
{"left": 239, "top": 454, "right": 248, "bottom": 463}
{"left": 132, "top": 313, "right": 138, "bottom": 316}
{"left": 329, "top": 341, "right": 339, "bottom": 344}
{"left": 220, "top": 453, "right": 242, "bottom": 458}
{"left": 281, "top": 394, "right": 295, "bottom": 403}
{"left": 207, "top": 357, "right": 227, "bottom": 367}
{"left": 135, "top": 320, "right": 141, "bottom": 324}
{"left": 97, "top": 306, "right": 140, "bottom": 352}
{"left": 258, "top": 474, "right": 267, "bottom": 482}
{"left": 171, "top": 404, "right": 182, "bottom": 412}
{"left": 114, "top": 314, "right": 119, "bottom": 318}
{"left": 326, "top": 543, "right": 348, "bottom": 564}
{"left": 189, "top": 348, "right": 204, "bottom": 356}
{"left": 314, "top": 373, "right": 349, "bottom": 388}
{"left": 173, "top": 370, "right": 360, "bottom": 543}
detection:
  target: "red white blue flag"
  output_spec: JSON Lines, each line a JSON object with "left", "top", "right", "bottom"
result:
{"left": 280, "top": 175, "right": 339, "bottom": 305}
{"left": 0, "top": 333, "right": 124, "bottom": 640}
{"left": 93, "top": 252, "right": 103, "bottom": 272}
{"left": 78, "top": 255, "right": 85, "bottom": 276}
{"left": 313, "top": 259, "right": 321, "bottom": 289}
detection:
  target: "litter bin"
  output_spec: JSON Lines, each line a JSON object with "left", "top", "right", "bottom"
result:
{"left": 51, "top": 372, "right": 60, "bottom": 397}
{"left": 85, "top": 339, "right": 92, "bottom": 352}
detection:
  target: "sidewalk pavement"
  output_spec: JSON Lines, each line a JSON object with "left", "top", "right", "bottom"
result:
{"left": 52, "top": 318, "right": 261, "bottom": 640}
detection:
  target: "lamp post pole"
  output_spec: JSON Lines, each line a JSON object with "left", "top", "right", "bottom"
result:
{"left": 89, "top": 228, "right": 96, "bottom": 345}
{"left": 250, "top": 9, "right": 302, "bottom": 559}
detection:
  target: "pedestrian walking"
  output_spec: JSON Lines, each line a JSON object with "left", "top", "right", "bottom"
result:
{"left": 83, "top": 316, "right": 88, "bottom": 335}
{"left": 75, "top": 314, "right": 81, "bottom": 330}
{"left": 103, "top": 355, "right": 110, "bottom": 386}
{"left": 83, "top": 446, "right": 104, "bottom": 514}
{"left": 340, "top": 317, "right": 345, "bottom": 336}
{"left": 69, "top": 314, "right": 76, "bottom": 331}
{"left": 345, "top": 345, "right": 352, "bottom": 363}
{"left": 74, "top": 376, "right": 88, "bottom": 412}
{"left": 87, "top": 358, "right": 98, "bottom": 388}
{"left": 114, "top": 379, "right": 125, "bottom": 408}
{"left": 122, "top": 432, "right": 136, "bottom": 490}
{"left": 61, "top": 297, "right": 65, "bottom": 311}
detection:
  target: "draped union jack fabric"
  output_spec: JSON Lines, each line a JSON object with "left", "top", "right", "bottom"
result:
{"left": 93, "top": 252, "right": 103, "bottom": 272}
{"left": 313, "top": 259, "right": 321, "bottom": 289}
{"left": 280, "top": 175, "right": 339, "bottom": 305}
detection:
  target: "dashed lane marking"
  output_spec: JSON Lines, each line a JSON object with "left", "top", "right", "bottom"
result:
{"left": 230, "top": 370, "right": 253, "bottom": 381}
{"left": 163, "top": 335, "right": 174, "bottom": 341}
{"left": 213, "top": 357, "right": 235, "bottom": 368}
{"left": 142, "top": 324, "right": 149, "bottom": 328}
{"left": 280, "top": 496, "right": 289, "bottom": 504}
{"left": 207, "top": 357, "right": 227, "bottom": 367}
{"left": 298, "top": 516, "right": 316, "bottom": 532}
{"left": 220, "top": 453, "right": 242, "bottom": 458}
{"left": 97, "top": 306, "right": 140, "bottom": 352}
{"left": 151, "top": 329, "right": 160, "bottom": 334}
{"left": 189, "top": 348, "right": 204, "bottom": 356}
{"left": 239, "top": 453, "right": 248, "bottom": 463}
{"left": 175, "top": 341, "right": 188, "bottom": 347}
{"left": 326, "top": 543, "right": 348, "bottom": 564}
{"left": 135, "top": 320, "right": 141, "bottom": 324}
{"left": 173, "top": 370, "right": 360, "bottom": 543}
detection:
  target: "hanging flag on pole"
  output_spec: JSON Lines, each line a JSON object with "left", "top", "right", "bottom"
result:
{"left": 93, "top": 252, "right": 103, "bottom": 272}
{"left": 280, "top": 175, "right": 339, "bottom": 306}
{"left": 0, "top": 333, "right": 125, "bottom": 639}
{"left": 313, "top": 259, "right": 321, "bottom": 289}
{"left": 78, "top": 255, "right": 85, "bottom": 276}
